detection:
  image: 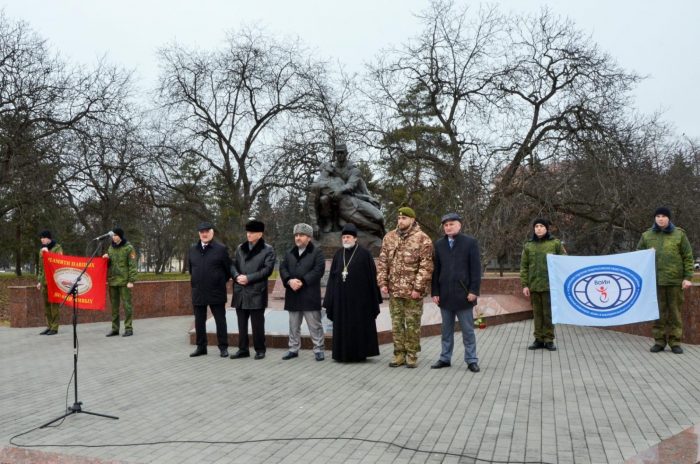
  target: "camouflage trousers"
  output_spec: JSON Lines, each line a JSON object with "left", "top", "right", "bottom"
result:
{"left": 531, "top": 291, "right": 555, "bottom": 343}
{"left": 653, "top": 285, "right": 684, "bottom": 347}
{"left": 389, "top": 297, "right": 423, "bottom": 356}
{"left": 42, "top": 287, "right": 60, "bottom": 331}
{"left": 109, "top": 286, "right": 133, "bottom": 332}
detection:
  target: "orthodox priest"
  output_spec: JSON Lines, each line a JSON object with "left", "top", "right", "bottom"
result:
{"left": 323, "top": 223, "right": 382, "bottom": 362}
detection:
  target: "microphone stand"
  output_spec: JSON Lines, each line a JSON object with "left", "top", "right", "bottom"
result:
{"left": 40, "top": 239, "right": 118, "bottom": 428}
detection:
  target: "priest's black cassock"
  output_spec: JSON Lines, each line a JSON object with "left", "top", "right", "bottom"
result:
{"left": 323, "top": 244, "right": 382, "bottom": 362}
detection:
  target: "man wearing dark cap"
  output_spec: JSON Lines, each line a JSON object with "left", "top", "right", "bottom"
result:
{"left": 230, "top": 219, "right": 276, "bottom": 360}
{"left": 279, "top": 223, "right": 326, "bottom": 361}
{"left": 520, "top": 218, "right": 566, "bottom": 351}
{"left": 37, "top": 230, "right": 63, "bottom": 335}
{"left": 323, "top": 223, "right": 382, "bottom": 362}
{"left": 188, "top": 222, "right": 233, "bottom": 357}
{"left": 103, "top": 228, "right": 138, "bottom": 337}
{"left": 638, "top": 207, "right": 694, "bottom": 354}
{"left": 377, "top": 206, "right": 434, "bottom": 368}
{"left": 430, "top": 213, "right": 482, "bottom": 372}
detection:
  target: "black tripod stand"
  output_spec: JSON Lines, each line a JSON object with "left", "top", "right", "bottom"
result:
{"left": 40, "top": 241, "right": 118, "bottom": 428}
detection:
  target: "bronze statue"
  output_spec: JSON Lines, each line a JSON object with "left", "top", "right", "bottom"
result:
{"left": 308, "top": 144, "right": 385, "bottom": 246}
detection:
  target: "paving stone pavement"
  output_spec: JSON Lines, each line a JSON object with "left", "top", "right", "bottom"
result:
{"left": 2, "top": 315, "right": 699, "bottom": 464}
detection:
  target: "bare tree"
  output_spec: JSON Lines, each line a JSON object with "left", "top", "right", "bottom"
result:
{"left": 156, "top": 29, "right": 326, "bottom": 239}
{"left": 0, "top": 13, "right": 130, "bottom": 274}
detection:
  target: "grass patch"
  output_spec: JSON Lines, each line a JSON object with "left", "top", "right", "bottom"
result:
{"left": 0, "top": 273, "right": 35, "bottom": 279}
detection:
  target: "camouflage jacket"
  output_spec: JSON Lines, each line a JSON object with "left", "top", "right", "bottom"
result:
{"left": 107, "top": 241, "right": 138, "bottom": 286}
{"left": 37, "top": 241, "right": 63, "bottom": 285}
{"left": 377, "top": 222, "right": 434, "bottom": 298}
{"left": 637, "top": 224, "right": 693, "bottom": 285}
{"left": 520, "top": 235, "right": 565, "bottom": 292}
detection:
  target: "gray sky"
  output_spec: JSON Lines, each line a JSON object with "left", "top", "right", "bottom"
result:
{"left": 3, "top": 0, "right": 699, "bottom": 137}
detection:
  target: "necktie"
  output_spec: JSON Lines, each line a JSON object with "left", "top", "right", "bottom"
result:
{"left": 448, "top": 238, "right": 454, "bottom": 249}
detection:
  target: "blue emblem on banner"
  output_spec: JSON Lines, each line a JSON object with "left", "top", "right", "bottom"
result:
{"left": 563, "top": 265, "right": 643, "bottom": 318}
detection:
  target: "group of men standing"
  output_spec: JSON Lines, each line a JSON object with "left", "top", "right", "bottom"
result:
{"left": 36, "top": 204, "right": 693, "bottom": 363}
{"left": 186, "top": 208, "right": 486, "bottom": 371}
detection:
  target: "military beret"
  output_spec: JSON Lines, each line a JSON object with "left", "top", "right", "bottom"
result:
{"left": 398, "top": 207, "right": 416, "bottom": 219}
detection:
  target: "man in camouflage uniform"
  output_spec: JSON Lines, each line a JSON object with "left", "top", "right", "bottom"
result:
{"left": 36, "top": 230, "right": 63, "bottom": 335}
{"left": 377, "top": 207, "right": 434, "bottom": 368}
{"left": 103, "top": 227, "right": 138, "bottom": 337}
{"left": 637, "top": 207, "right": 694, "bottom": 354}
{"left": 520, "top": 218, "right": 566, "bottom": 351}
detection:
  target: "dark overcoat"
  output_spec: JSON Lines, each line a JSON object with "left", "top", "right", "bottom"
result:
{"left": 323, "top": 244, "right": 382, "bottom": 362}
{"left": 188, "top": 240, "right": 232, "bottom": 306}
{"left": 431, "top": 233, "right": 481, "bottom": 311}
{"left": 279, "top": 241, "right": 325, "bottom": 312}
{"left": 231, "top": 239, "right": 276, "bottom": 310}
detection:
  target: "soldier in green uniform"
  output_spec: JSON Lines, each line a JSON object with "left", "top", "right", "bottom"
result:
{"left": 520, "top": 218, "right": 566, "bottom": 351}
{"left": 377, "top": 207, "right": 434, "bottom": 368}
{"left": 103, "top": 227, "right": 138, "bottom": 337}
{"left": 637, "top": 207, "right": 693, "bottom": 354}
{"left": 36, "top": 230, "right": 63, "bottom": 335}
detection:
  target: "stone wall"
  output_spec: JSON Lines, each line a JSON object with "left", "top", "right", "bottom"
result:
{"left": 601, "top": 285, "right": 700, "bottom": 345}
{"left": 9, "top": 280, "right": 277, "bottom": 328}
{"left": 0, "top": 276, "right": 35, "bottom": 321}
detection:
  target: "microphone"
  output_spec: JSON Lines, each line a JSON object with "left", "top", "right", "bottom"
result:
{"left": 93, "top": 231, "right": 115, "bottom": 241}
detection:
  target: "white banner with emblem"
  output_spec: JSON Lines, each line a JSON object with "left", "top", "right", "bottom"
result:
{"left": 547, "top": 250, "right": 658, "bottom": 326}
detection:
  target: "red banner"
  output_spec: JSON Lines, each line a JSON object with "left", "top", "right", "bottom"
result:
{"left": 42, "top": 252, "right": 108, "bottom": 310}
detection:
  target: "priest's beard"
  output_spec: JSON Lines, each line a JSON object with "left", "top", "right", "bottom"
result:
{"left": 342, "top": 242, "right": 356, "bottom": 249}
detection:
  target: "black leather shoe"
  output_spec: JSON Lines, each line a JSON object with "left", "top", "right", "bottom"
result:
{"left": 45, "top": 330, "right": 58, "bottom": 335}
{"left": 229, "top": 350, "right": 250, "bottom": 359}
{"left": 282, "top": 351, "right": 298, "bottom": 360}
{"left": 430, "top": 360, "right": 451, "bottom": 369}
{"left": 315, "top": 352, "right": 325, "bottom": 361}
{"left": 650, "top": 344, "right": 665, "bottom": 353}
{"left": 254, "top": 352, "right": 266, "bottom": 360}
{"left": 106, "top": 331, "right": 119, "bottom": 337}
{"left": 671, "top": 345, "right": 684, "bottom": 354}
{"left": 467, "top": 362, "right": 480, "bottom": 373}
{"left": 122, "top": 330, "right": 133, "bottom": 337}
{"left": 219, "top": 349, "right": 229, "bottom": 358}
{"left": 189, "top": 347, "right": 207, "bottom": 357}
{"left": 544, "top": 342, "right": 557, "bottom": 351}
{"left": 528, "top": 340, "right": 545, "bottom": 350}
{"left": 39, "top": 328, "right": 50, "bottom": 335}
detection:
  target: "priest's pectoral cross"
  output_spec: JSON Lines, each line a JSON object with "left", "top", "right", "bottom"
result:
{"left": 341, "top": 268, "right": 348, "bottom": 282}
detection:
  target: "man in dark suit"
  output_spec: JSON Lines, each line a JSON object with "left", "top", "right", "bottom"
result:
{"left": 188, "top": 222, "right": 232, "bottom": 358}
{"left": 430, "top": 213, "right": 482, "bottom": 373}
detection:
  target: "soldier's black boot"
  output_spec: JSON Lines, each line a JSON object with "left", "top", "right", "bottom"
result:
{"left": 650, "top": 344, "right": 665, "bottom": 353}
{"left": 528, "top": 340, "right": 545, "bottom": 350}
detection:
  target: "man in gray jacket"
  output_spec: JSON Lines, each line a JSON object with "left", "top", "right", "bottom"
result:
{"left": 230, "top": 220, "right": 276, "bottom": 360}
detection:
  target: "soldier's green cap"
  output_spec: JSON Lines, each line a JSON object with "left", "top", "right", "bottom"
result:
{"left": 398, "top": 207, "right": 416, "bottom": 219}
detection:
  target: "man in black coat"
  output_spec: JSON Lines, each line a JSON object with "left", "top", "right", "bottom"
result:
{"left": 188, "top": 222, "right": 233, "bottom": 358}
{"left": 279, "top": 223, "right": 326, "bottom": 361}
{"left": 430, "top": 213, "right": 482, "bottom": 372}
{"left": 229, "top": 220, "right": 276, "bottom": 360}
